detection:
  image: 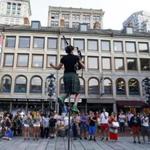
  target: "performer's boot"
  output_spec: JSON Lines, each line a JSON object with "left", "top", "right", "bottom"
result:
{"left": 72, "top": 104, "right": 79, "bottom": 113}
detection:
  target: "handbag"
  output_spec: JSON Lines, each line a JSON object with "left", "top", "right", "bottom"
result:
{"left": 112, "top": 121, "right": 119, "bottom": 128}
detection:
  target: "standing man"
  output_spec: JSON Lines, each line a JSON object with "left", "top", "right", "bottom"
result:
{"left": 100, "top": 108, "right": 109, "bottom": 141}
{"left": 50, "top": 45, "right": 85, "bottom": 113}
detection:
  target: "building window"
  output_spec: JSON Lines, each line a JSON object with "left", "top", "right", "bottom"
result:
{"left": 73, "top": 39, "right": 85, "bottom": 50}
{"left": 51, "top": 13, "right": 59, "bottom": 19}
{"left": 61, "top": 38, "right": 71, "bottom": 49}
{"left": 127, "top": 58, "right": 137, "bottom": 70}
{"left": 102, "top": 57, "right": 111, "bottom": 70}
{"left": 126, "top": 41, "right": 136, "bottom": 52}
{"left": 32, "top": 55, "right": 43, "bottom": 68}
{"left": 93, "top": 15, "right": 101, "bottom": 21}
{"left": 62, "top": 14, "right": 70, "bottom": 20}
{"left": 79, "top": 77, "right": 85, "bottom": 94}
{"left": 30, "top": 76, "right": 42, "bottom": 93}
{"left": 47, "top": 38, "right": 57, "bottom": 49}
{"left": 101, "top": 40, "right": 111, "bottom": 51}
{"left": 64, "top": 21, "right": 69, "bottom": 28}
{"left": 138, "top": 42, "right": 149, "bottom": 53}
{"left": 72, "top": 22, "right": 80, "bottom": 28}
{"left": 47, "top": 55, "right": 57, "bottom": 68}
{"left": 128, "top": 78, "right": 140, "bottom": 95}
{"left": 72, "top": 14, "right": 80, "bottom": 20}
{"left": 83, "top": 15, "right": 90, "bottom": 21}
{"left": 3, "top": 53, "right": 14, "bottom": 67}
{"left": 51, "top": 21, "right": 59, "bottom": 27}
{"left": 1, "top": 75, "right": 11, "bottom": 93}
{"left": 18, "top": 36, "right": 30, "bottom": 48}
{"left": 116, "top": 78, "right": 126, "bottom": 95}
{"left": 103, "top": 78, "right": 112, "bottom": 95}
{"left": 114, "top": 58, "right": 124, "bottom": 70}
{"left": 140, "top": 58, "right": 150, "bottom": 71}
{"left": 87, "top": 39, "right": 98, "bottom": 51}
{"left": 113, "top": 41, "right": 123, "bottom": 52}
{"left": 14, "top": 76, "right": 27, "bottom": 93}
{"left": 5, "top": 36, "right": 16, "bottom": 48}
{"left": 33, "top": 37, "right": 45, "bottom": 49}
{"left": 17, "top": 54, "right": 28, "bottom": 67}
{"left": 88, "top": 56, "right": 99, "bottom": 69}
{"left": 6, "top": 2, "right": 11, "bottom": 15}
{"left": 88, "top": 78, "right": 99, "bottom": 94}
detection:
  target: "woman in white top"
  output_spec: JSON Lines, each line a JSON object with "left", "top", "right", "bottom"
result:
{"left": 32, "top": 112, "right": 41, "bottom": 140}
{"left": 141, "top": 114, "right": 150, "bottom": 143}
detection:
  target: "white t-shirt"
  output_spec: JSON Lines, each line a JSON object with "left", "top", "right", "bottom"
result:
{"left": 100, "top": 112, "right": 109, "bottom": 124}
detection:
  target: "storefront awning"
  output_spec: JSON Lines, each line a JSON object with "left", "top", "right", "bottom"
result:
{"left": 116, "top": 100, "right": 147, "bottom": 108}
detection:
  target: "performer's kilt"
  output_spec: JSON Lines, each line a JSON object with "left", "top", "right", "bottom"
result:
{"left": 63, "top": 73, "right": 80, "bottom": 94}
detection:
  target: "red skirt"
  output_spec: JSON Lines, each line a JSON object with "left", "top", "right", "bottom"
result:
{"left": 109, "top": 132, "right": 118, "bottom": 140}
{"left": 109, "top": 127, "right": 118, "bottom": 140}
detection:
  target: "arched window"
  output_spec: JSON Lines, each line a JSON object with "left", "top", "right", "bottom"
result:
{"left": 128, "top": 78, "right": 140, "bottom": 95}
{"left": 116, "top": 78, "right": 126, "bottom": 95}
{"left": 88, "top": 78, "right": 99, "bottom": 94}
{"left": 30, "top": 76, "right": 42, "bottom": 93}
{"left": 103, "top": 78, "right": 112, "bottom": 95}
{"left": 14, "top": 76, "right": 27, "bottom": 93}
{"left": 59, "top": 77, "right": 65, "bottom": 94}
{"left": 1, "top": 75, "right": 12, "bottom": 93}
{"left": 79, "top": 77, "right": 85, "bottom": 94}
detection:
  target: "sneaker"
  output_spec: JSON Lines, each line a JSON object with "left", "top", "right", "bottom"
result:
{"left": 138, "top": 141, "right": 141, "bottom": 144}
{"left": 133, "top": 141, "right": 136, "bottom": 143}
{"left": 72, "top": 105, "right": 79, "bottom": 113}
{"left": 100, "top": 137, "right": 104, "bottom": 141}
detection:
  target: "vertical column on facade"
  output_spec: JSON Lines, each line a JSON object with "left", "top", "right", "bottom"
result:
{"left": 123, "top": 40, "right": 127, "bottom": 73}
{"left": 139, "top": 78, "right": 143, "bottom": 97}
{"left": 13, "top": 35, "right": 19, "bottom": 70}
{"left": 136, "top": 41, "right": 141, "bottom": 74}
{"left": 126, "top": 78, "right": 129, "bottom": 98}
{"left": 110, "top": 39, "right": 115, "bottom": 73}
{"left": 84, "top": 37, "right": 88, "bottom": 98}
{"left": 28, "top": 35, "right": 33, "bottom": 70}
{"left": 11, "top": 74, "right": 15, "bottom": 94}
{"left": 10, "top": 101, "right": 12, "bottom": 112}
{"left": 112, "top": 77, "right": 116, "bottom": 99}
{"left": 113, "top": 102, "right": 117, "bottom": 113}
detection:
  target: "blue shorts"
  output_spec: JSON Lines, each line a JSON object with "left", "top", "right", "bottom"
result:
{"left": 88, "top": 125, "right": 96, "bottom": 135}
{"left": 80, "top": 123, "right": 88, "bottom": 132}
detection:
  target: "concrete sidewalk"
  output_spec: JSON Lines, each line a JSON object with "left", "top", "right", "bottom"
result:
{"left": 0, "top": 136, "right": 149, "bottom": 150}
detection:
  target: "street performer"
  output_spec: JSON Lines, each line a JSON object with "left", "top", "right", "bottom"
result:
{"left": 50, "top": 45, "right": 85, "bottom": 113}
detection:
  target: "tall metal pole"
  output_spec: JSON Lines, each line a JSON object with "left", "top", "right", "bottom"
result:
{"left": 68, "top": 93, "right": 71, "bottom": 150}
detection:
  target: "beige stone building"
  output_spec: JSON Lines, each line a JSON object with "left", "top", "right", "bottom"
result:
{"left": 48, "top": 6, "right": 104, "bottom": 30}
{"left": 0, "top": 23, "right": 149, "bottom": 113}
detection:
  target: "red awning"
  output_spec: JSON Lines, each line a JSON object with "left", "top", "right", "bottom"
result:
{"left": 117, "top": 100, "right": 147, "bottom": 108}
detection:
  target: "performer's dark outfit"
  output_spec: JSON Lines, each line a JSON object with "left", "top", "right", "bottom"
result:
{"left": 61, "top": 54, "right": 80, "bottom": 94}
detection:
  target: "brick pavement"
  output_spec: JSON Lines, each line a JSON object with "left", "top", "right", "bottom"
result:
{"left": 0, "top": 136, "right": 149, "bottom": 150}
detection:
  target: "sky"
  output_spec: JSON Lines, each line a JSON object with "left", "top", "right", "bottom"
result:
{"left": 30, "top": 0, "right": 150, "bottom": 30}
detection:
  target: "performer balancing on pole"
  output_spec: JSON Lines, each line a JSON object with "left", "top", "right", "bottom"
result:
{"left": 50, "top": 45, "right": 85, "bottom": 113}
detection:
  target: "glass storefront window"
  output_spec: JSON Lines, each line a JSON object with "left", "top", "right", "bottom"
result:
{"left": 14, "top": 76, "right": 27, "bottom": 93}
{"left": 88, "top": 78, "right": 99, "bottom": 94}
{"left": 103, "top": 78, "right": 112, "bottom": 95}
{"left": 115, "top": 58, "right": 124, "bottom": 70}
{"left": 128, "top": 78, "right": 140, "bottom": 95}
{"left": 30, "top": 76, "right": 42, "bottom": 93}
{"left": 127, "top": 58, "right": 137, "bottom": 70}
{"left": 1, "top": 75, "right": 11, "bottom": 93}
{"left": 116, "top": 78, "right": 126, "bottom": 95}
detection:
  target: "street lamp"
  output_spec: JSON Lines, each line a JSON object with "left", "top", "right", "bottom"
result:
{"left": 142, "top": 77, "right": 150, "bottom": 105}
{"left": 46, "top": 74, "right": 56, "bottom": 112}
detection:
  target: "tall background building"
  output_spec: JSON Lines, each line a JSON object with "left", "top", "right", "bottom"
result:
{"left": 0, "top": 0, "right": 31, "bottom": 25}
{"left": 48, "top": 6, "right": 104, "bottom": 29}
{"left": 123, "top": 11, "right": 150, "bottom": 32}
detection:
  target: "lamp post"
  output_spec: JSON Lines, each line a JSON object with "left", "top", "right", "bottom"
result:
{"left": 46, "top": 74, "right": 56, "bottom": 112}
{"left": 142, "top": 77, "right": 150, "bottom": 105}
